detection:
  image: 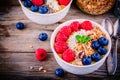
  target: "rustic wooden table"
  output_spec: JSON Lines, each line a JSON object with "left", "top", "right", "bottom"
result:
{"left": 0, "top": 0, "right": 120, "bottom": 80}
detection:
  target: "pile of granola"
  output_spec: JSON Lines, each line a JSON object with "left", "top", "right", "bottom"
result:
{"left": 76, "top": 0, "right": 115, "bottom": 15}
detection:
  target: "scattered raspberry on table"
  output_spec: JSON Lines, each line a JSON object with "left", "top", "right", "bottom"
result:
{"left": 35, "top": 48, "right": 47, "bottom": 61}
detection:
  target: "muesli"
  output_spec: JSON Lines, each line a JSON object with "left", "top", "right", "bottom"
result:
{"left": 54, "top": 20, "right": 109, "bottom": 66}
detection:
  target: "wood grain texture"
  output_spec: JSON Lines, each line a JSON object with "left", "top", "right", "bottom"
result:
{"left": 0, "top": 0, "right": 120, "bottom": 80}
{"left": 0, "top": 6, "right": 120, "bottom": 53}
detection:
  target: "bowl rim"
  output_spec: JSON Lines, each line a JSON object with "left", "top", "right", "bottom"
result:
{"left": 18, "top": 0, "right": 73, "bottom": 16}
{"left": 50, "top": 19, "right": 112, "bottom": 68}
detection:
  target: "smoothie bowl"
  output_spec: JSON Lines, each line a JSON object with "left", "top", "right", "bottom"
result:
{"left": 50, "top": 19, "right": 111, "bottom": 75}
{"left": 18, "top": 0, "right": 73, "bottom": 24}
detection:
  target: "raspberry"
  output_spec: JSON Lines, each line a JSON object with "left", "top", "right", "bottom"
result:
{"left": 54, "top": 41, "right": 68, "bottom": 53}
{"left": 55, "top": 32, "right": 68, "bottom": 42}
{"left": 62, "top": 49, "right": 75, "bottom": 62}
{"left": 80, "top": 21, "right": 93, "bottom": 30}
{"left": 35, "top": 48, "right": 47, "bottom": 61}
{"left": 58, "top": 0, "right": 70, "bottom": 6}
{"left": 32, "top": 0, "right": 43, "bottom": 6}
{"left": 70, "top": 21, "right": 80, "bottom": 31}
{"left": 60, "top": 26, "right": 72, "bottom": 37}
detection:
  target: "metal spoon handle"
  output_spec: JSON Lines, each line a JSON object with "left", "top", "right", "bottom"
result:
{"left": 107, "top": 51, "right": 114, "bottom": 75}
{"left": 112, "top": 38, "right": 118, "bottom": 75}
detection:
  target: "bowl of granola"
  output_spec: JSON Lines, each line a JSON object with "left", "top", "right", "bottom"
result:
{"left": 50, "top": 19, "right": 111, "bottom": 74}
{"left": 76, "top": 0, "right": 115, "bottom": 15}
{"left": 18, "top": 0, "right": 72, "bottom": 24}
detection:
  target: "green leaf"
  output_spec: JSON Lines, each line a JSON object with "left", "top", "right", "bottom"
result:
{"left": 75, "top": 35, "right": 81, "bottom": 42}
{"left": 85, "top": 36, "right": 91, "bottom": 41}
{"left": 76, "top": 35, "right": 80, "bottom": 40}
{"left": 75, "top": 35, "right": 91, "bottom": 44}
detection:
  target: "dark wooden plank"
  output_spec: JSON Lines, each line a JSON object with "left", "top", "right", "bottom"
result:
{"left": 0, "top": 35, "right": 120, "bottom": 52}
{"left": 0, "top": 52, "right": 120, "bottom": 77}
{"left": 0, "top": 31, "right": 52, "bottom": 52}
{"left": 0, "top": 0, "right": 20, "bottom": 6}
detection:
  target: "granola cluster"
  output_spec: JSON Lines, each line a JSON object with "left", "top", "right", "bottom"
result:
{"left": 76, "top": 0, "right": 115, "bottom": 15}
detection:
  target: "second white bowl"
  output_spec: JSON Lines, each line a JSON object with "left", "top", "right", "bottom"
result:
{"left": 18, "top": 0, "right": 73, "bottom": 24}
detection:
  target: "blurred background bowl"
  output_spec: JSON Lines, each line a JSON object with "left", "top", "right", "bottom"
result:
{"left": 18, "top": 0, "right": 73, "bottom": 24}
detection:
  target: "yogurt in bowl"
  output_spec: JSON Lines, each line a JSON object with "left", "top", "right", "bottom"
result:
{"left": 50, "top": 19, "right": 111, "bottom": 75}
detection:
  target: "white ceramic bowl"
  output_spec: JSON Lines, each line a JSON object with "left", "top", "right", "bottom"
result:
{"left": 18, "top": 0, "right": 73, "bottom": 24}
{"left": 50, "top": 19, "right": 112, "bottom": 75}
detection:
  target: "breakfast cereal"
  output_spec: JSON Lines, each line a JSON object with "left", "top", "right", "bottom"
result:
{"left": 54, "top": 20, "right": 109, "bottom": 66}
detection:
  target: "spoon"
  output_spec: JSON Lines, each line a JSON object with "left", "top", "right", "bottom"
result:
{"left": 111, "top": 19, "right": 120, "bottom": 75}
{"left": 101, "top": 18, "right": 114, "bottom": 75}
{"left": 101, "top": 17, "right": 114, "bottom": 36}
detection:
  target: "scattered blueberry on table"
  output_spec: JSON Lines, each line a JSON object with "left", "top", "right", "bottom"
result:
{"left": 16, "top": 22, "right": 24, "bottom": 30}
{"left": 38, "top": 33, "right": 48, "bottom": 41}
{"left": 55, "top": 68, "right": 64, "bottom": 77}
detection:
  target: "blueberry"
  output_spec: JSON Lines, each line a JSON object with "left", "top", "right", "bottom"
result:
{"left": 31, "top": 5, "right": 39, "bottom": 12}
{"left": 39, "top": 5, "right": 48, "bottom": 14}
{"left": 98, "top": 37, "right": 109, "bottom": 46}
{"left": 82, "top": 56, "right": 92, "bottom": 65}
{"left": 91, "top": 41, "right": 100, "bottom": 49}
{"left": 16, "top": 22, "right": 24, "bottom": 30}
{"left": 55, "top": 68, "right": 64, "bottom": 77}
{"left": 98, "top": 47, "right": 107, "bottom": 55}
{"left": 38, "top": 33, "right": 48, "bottom": 41}
{"left": 91, "top": 52, "right": 101, "bottom": 62}
{"left": 24, "top": 0, "right": 32, "bottom": 7}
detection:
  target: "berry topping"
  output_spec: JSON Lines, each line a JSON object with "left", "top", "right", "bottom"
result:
{"left": 38, "top": 33, "right": 48, "bottom": 41}
{"left": 58, "top": 0, "right": 70, "bottom": 6}
{"left": 16, "top": 22, "right": 24, "bottom": 30}
{"left": 39, "top": 5, "right": 48, "bottom": 14}
{"left": 98, "top": 47, "right": 107, "bottom": 55}
{"left": 82, "top": 56, "right": 92, "bottom": 65}
{"left": 32, "top": 0, "right": 43, "bottom": 6}
{"left": 91, "top": 41, "right": 100, "bottom": 49}
{"left": 31, "top": 5, "right": 39, "bottom": 12}
{"left": 54, "top": 41, "right": 68, "bottom": 53}
{"left": 35, "top": 48, "right": 47, "bottom": 61}
{"left": 70, "top": 21, "right": 80, "bottom": 31}
{"left": 55, "top": 32, "right": 68, "bottom": 42}
{"left": 62, "top": 49, "right": 75, "bottom": 62}
{"left": 98, "top": 37, "right": 109, "bottom": 46}
{"left": 91, "top": 52, "right": 101, "bottom": 62}
{"left": 80, "top": 21, "right": 92, "bottom": 30}
{"left": 60, "top": 26, "right": 72, "bottom": 37}
{"left": 55, "top": 68, "right": 64, "bottom": 77}
{"left": 24, "top": 0, "right": 32, "bottom": 7}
